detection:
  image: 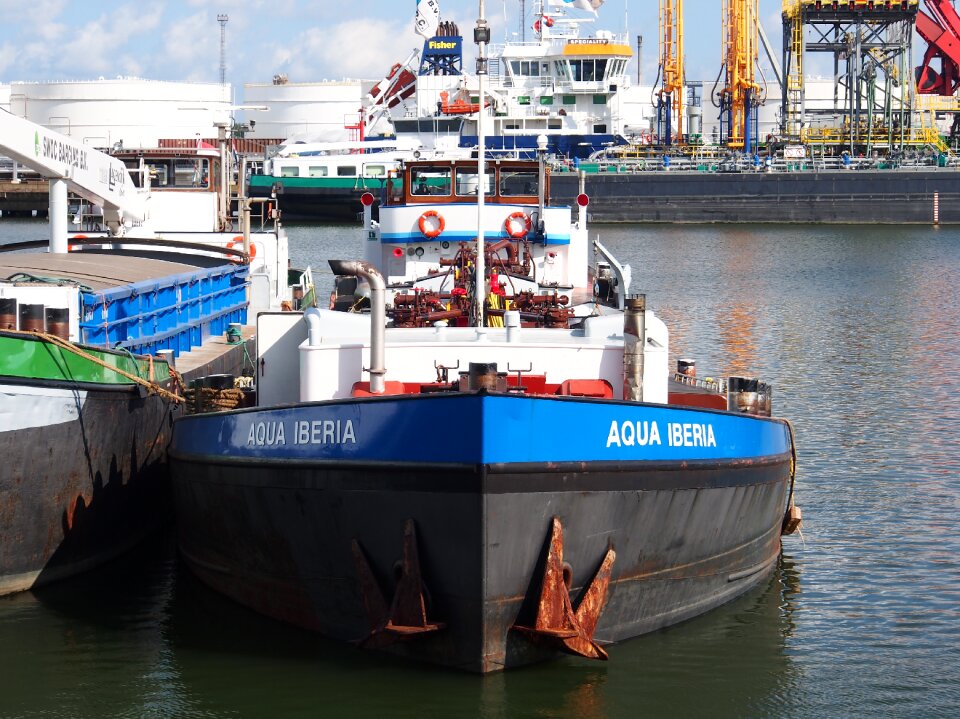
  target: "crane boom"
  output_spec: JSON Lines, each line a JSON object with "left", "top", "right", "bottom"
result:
{"left": 0, "top": 109, "right": 146, "bottom": 231}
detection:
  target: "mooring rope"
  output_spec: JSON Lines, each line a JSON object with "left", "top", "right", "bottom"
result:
{"left": 784, "top": 417, "right": 798, "bottom": 509}
{"left": 3, "top": 328, "right": 186, "bottom": 404}
{"left": 5, "top": 272, "right": 94, "bottom": 293}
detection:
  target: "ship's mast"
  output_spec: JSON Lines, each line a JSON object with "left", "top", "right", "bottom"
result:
{"left": 473, "top": 1, "right": 490, "bottom": 327}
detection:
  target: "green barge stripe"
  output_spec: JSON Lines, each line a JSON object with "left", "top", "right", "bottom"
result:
{"left": 0, "top": 333, "right": 169, "bottom": 385}
{"left": 248, "top": 176, "right": 396, "bottom": 191}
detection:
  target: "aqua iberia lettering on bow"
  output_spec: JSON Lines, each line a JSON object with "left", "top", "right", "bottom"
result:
{"left": 247, "top": 419, "right": 356, "bottom": 447}
{"left": 606, "top": 420, "right": 717, "bottom": 448}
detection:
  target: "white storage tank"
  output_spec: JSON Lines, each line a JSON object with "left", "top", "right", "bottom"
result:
{"left": 7, "top": 78, "right": 232, "bottom": 149}
{"left": 242, "top": 80, "right": 366, "bottom": 143}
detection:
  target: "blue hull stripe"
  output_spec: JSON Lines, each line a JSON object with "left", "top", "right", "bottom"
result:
{"left": 380, "top": 232, "right": 571, "bottom": 246}
{"left": 172, "top": 393, "right": 792, "bottom": 465}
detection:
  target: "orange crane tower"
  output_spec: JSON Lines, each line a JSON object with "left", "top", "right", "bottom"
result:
{"left": 657, "top": 0, "right": 684, "bottom": 145}
{"left": 715, "top": 0, "right": 763, "bottom": 150}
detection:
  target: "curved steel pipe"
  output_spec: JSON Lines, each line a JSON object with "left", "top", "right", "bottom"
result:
{"left": 328, "top": 259, "right": 387, "bottom": 394}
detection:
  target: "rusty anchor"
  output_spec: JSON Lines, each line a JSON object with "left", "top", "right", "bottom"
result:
{"left": 351, "top": 518, "right": 445, "bottom": 648}
{"left": 513, "top": 516, "right": 616, "bottom": 660}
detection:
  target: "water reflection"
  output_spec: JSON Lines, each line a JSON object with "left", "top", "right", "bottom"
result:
{"left": 0, "top": 532, "right": 178, "bottom": 718}
{"left": 0, "top": 530, "right": 803, "bottom": 719}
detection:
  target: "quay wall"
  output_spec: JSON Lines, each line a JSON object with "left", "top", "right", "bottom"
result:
{"left": 551, "top": 169, "right": 960, "bottom": 224}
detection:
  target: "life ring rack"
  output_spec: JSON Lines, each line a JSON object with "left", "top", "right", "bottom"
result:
{"left": 226, "top": 236, "right": 256, "bottom": 263}
{"left": 504, "top": 211, "right": 532, "bottom": 239}
{"left": 418, "top": 210, "right": 445, "bottom": 239}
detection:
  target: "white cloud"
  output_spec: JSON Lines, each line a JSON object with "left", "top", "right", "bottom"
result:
{"left": 161, "top": 10, "right": 222, "bottom": 82}
{"left": 0, "top": 44, "right": 15, "bottom": 77}
{"left": 0, "top": 0, "right": 68, "bottom": 27}
{"left": 268, "top": 18, "right": 415, "bottom": 82}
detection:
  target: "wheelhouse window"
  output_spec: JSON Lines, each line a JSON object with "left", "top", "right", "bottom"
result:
{"left": 410, "top": 166, "right": 452, "bottom": 196}
{"left": 499, "top": 169, "right": 538, "bottom": 196}
{"left": 570, "top": 59, "right": 609, "bottom": 83}
{"left": 175, "top": 159, "right": 209, "bottom": 187}
{"left": 509, "top": 60, "right": 546, "bottom": 77}
{"left": 455, "top": 165, "right": 493, "bottom": 196}
{"left": 147, "top": 163, "right": 169, "bottom": 187}
{"left": 125, "top": 158, "right": 211, "bottom": 188}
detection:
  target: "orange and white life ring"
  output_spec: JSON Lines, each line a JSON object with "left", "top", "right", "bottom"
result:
{"left": 504, "top": 211, "right": 532, "bottom": 239}
{"left": 226, "top": 236, "right": 256, "bottom": 263}
{"left": 418, "top": 210, "right": 445, "bottom": 238}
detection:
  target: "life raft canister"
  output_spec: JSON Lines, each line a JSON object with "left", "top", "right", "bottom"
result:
{"left": 418, "top": 210, "right": 445, "bottom": 238}
{"left": 504, "top": 211, "right": 532, "bottom": 239}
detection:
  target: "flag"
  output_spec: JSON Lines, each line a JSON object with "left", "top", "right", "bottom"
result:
{"left": 533, "top": 15, "right": 554, "bottom": 32}
{"left": 548, "top": 0, "right": 603, "bottom": 14}
{"left": 415, "top": 0, "right": 440, "bottom": 38}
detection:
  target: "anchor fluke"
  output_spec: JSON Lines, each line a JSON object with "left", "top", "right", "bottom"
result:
{"left": 512, "top": 516, "right": 616, "bottom": 660}
{"left": 352, "top": 518, "right": 445, "bottom": 648}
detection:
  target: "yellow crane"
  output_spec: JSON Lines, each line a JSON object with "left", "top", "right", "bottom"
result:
{"left": 715, "top": 0, "right": 763, "bottom": 150}
{"left": 782, "top": 0, "right": 804, "bottom": 140}
{"left": 657, "top": 0, "right": 684, "bottom": 145}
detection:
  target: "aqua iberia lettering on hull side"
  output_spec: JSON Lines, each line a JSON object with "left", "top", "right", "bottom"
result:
{"left": 606, "top": 420, "right": 717, "bottom": 448}
{"left": 247, "top": 419, "right": 356, "bottom": 447}
{"left": 245, "top": 417, "right": 716, "bottom": 451}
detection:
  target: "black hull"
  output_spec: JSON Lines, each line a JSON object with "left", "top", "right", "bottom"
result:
{"left": 250, "top": 169, "right": 960, "bottom": 224}
{"left": 171, "top": 454, "right": 791, "bottom": 672}
{"left": 0, "top": 381, "right": 175, "bottom": 595}
{"left": 249, "top": 183, "right": 381, "bottom": 223}
{"left": 552, "top": 170, "right": 960, "bottom": 224}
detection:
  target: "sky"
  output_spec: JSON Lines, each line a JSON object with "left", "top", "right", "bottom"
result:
{"left": 0, "top": 0, "right": 794, "bottom": 92}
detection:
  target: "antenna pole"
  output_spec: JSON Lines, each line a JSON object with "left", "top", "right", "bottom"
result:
{"left": 218, "top": 14, "right": 229, "bottom": 86}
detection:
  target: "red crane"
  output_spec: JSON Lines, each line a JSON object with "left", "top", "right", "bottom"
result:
{"left": 916, "top": 0, "right": 960, "bottom": 95}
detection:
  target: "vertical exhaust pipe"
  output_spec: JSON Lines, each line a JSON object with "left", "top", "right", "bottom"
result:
{"left": 623, "top": 294, "right": 646, "bottom": 401}
{"left": 328, "top": 259, "right": 386, "bottom": 394}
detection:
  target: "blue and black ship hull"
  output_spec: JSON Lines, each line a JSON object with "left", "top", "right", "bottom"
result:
{"left": 169, "top": 392, "right": 794, "bottom": 672}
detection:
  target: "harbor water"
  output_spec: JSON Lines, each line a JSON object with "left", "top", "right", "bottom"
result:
{"left": 1, "top": 218, "right": 958, "bottom": 718}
